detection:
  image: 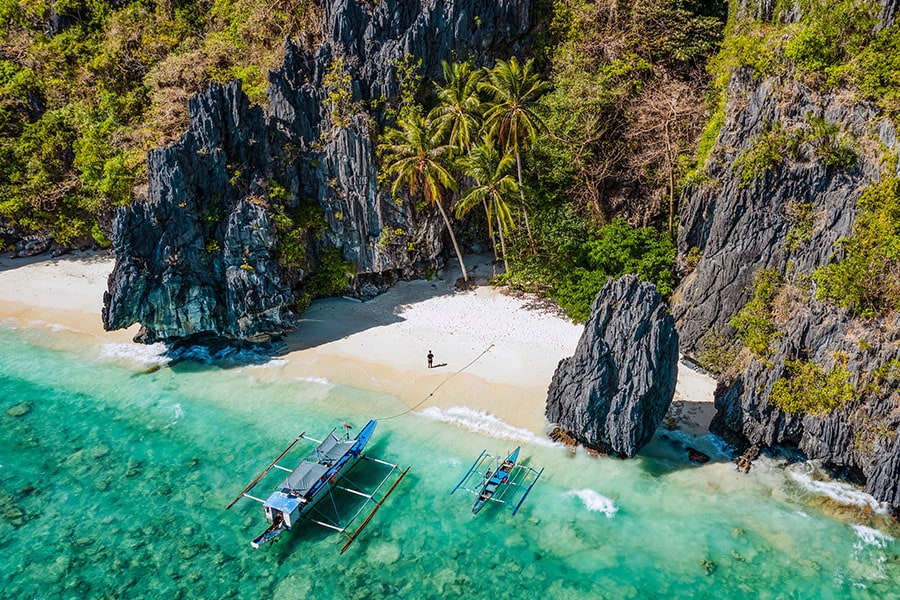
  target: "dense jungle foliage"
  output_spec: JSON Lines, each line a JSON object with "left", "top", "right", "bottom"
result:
{"left": 0, "top": 0, "right": 320, "bottom": 245}
{"left": 388, "top": 0, "right": 728, "bottom": 320}
{"left": 0, "top": 0, "right": 728, "bottom": 321}
{"left": 3, "top": 0, "right": 897, "bottom": 324}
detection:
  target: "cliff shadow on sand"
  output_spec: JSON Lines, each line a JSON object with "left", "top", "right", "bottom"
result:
{"left": 283, "top": 253, "right": 497, "bottom": 352}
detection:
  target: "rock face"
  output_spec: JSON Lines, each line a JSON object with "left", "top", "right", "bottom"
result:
{"left": 103, "top": 81, "right": 295, "bottom": 343}
{"left": 104, "top": 0, "right": 531, "bottom": 342}
{"left": 674, "top": 1, "right": 900, "bottom": 505}
{"left": 265, "top": 0, "right": 530, "bottom": 278}
{"left": 546, "top": 276, "right": 679, "bottom": 457}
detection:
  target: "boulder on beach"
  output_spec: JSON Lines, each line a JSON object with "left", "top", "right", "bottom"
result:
{"left": 546, "top": 275, "right": 679, "bottom": 457}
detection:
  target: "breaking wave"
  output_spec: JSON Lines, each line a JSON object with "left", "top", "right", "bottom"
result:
{"left": 99, "top": 342, "right": 170, "bottom": 369}
{"left": 789, "top": 470, "right": 889, "bottom": 514}
{"left": 295, "top": 375, "right": 332, "bottom": 387}
{"left": 567, "top": 489, "right": 618, "bottom": 518}
{"left": 417, "top": 406, "right": 556, "bottom": 447}
{"left": 852, "top": 524, "right": 894, "bottom": 549}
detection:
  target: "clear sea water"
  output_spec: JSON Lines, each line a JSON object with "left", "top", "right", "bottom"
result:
{"left": 2, "top": 322, "right": 899, "bottom": 599}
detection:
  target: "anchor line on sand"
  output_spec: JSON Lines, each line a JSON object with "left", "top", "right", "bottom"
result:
{"left": 379, "top": 343, "right": 495, "bottom": 421}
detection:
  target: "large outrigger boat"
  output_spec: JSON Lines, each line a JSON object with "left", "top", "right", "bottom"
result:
{"left": 226, "top": 419, "right": 408, "bottom": 553}
{"left": 451, "top": 446, "right": 543, "bottom": 516}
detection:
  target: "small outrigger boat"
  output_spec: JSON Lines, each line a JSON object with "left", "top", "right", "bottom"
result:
{"left": 451, "top": 446, "right": 543, "bottom": 516}
{"left": 226, "top": 419, "right": 408, "bottom": 553}
{"left": 472, "top": 447, "right": 519, "bottom": 514}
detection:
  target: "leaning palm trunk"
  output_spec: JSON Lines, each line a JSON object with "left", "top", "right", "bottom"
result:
{"left": 496, "top": 213, "right": 509, "bottom": 273}
{"left": 515, "top": 150, "right": 535, "bottom": 252}
{"left": 483, "top": 198, "right": 498, "bottom": 261}
{"left": 434, "top": 199, "right": 469, "bottom": 282}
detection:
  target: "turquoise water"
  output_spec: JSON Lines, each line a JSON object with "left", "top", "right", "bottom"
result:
{"left": 2, "top": 323, "right": 899, "bottom": 599}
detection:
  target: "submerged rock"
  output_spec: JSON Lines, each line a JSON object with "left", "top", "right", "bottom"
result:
{"left": 546, "top": 276, "right": 679, "bottom": 457}
{"left": 687, "top": 447, "right": 711, "bottom": 464}
{"left": 6, "top": 401, "right": 32, "bottom": 417}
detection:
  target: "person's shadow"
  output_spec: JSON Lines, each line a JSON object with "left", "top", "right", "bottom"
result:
{"left": 431, "top": 362, "right": 448, "bottom": 369}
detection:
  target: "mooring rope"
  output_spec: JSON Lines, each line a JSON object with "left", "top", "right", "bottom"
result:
{"left": 378, "top": 343, "right": 495, "bottom": 421}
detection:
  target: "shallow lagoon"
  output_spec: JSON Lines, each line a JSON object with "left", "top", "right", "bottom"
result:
{"left": 1, "top": 325, "right": 898, "bottom": 599}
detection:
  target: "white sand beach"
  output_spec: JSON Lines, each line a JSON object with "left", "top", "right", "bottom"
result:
{"left": 0, "top": 251, "right": 717, "bottom": 435}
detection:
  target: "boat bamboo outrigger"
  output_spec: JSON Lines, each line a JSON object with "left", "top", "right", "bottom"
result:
{"left": 451, "top": 447, "right": 543, "bottom": 516}
{"left": 226, "top": 419, "right": 408, "bottom": 553}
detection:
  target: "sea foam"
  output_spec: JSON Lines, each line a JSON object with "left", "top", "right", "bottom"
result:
{"left": 163, "top": 403, "right": 185, "bottom": 429}
{"left": 295, "top": 375, "right": 332, "bottom": 387}
{"left": 852, "top": 524, "right": 894, "bottom": 549}
{"left": 99, "top": 342, "right": 170, "bottom": 369}
{"left": 24, "top": 319, "right": 72, "bottom": 332}
{"left": 789, "top": 470, "right": 889, "bottom": 514}
{"left": 567, "top": 489, "right": 618, "bottom": 518}
{"left": 418, "top": 406, "right": 556, "bottom": 447}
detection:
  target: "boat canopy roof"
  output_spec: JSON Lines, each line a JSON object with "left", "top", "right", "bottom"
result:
{"left": 316, "top": 433, "right": 356, "bottom": 464}
{"left": 264, "top": 491, "right": 303, "bottom": 514}
{"left": 269, "top": 432, "right": 357, "bottom": 498}
{"left": 278, "top": 462, "right": 329, "bottom": 495}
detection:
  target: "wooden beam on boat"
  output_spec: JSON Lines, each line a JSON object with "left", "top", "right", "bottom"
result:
{"left": 361, "top": 456, "right": 397, "bottom": 468}
{"left": 334, "top": 485, "right": 373, "bottom": 499}
{"left": 450, "top": 450, "right": 487, "bottom": 495}
{"left": 340, "top": 466, "right": 409, "bottom": 554}
{"left": 512, "top": 467, "right": 543, "bottom": 516}
{"left": 225, "top": 431, "right": 305, "bottom": 510}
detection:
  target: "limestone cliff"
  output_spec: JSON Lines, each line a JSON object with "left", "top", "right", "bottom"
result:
{"left": 102, "top": 81, "right": 294, "bottom": 343}
{"left": 674, "top": 1, "right": 900, "bottom": 506}
{"left": 104, "top": 0, "right": 531, "bottom": 342}
{"left": 547, "top": 276, "right": 679, "bottom": 458}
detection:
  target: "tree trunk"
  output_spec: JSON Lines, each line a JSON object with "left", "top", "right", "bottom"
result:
{"left": 483, "top": 198, "right": 498, "bottom": 261}
{"left": 665, "top": 120, "right": 675, "bottom": 238}
{"left": 434, "top": 198, "right": 469, "bottom": 282}
{"left": 515, "top": 149, "right": 535, "bottom": 252}
{"left": 496, "top": 213, "right": 509, "bottom": 273}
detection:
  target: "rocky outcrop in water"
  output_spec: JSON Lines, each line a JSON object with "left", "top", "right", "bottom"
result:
{"left": 673, "top": 1, "right": 900, "bottom": 505}
{"left": 104, "top": 0, "right": 531, "bottom": 342}
{"left": 546, "top": 276, "right": 679, "bottom": 457}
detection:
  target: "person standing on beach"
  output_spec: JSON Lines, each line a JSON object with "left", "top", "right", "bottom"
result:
{"left": 427, "top": 350, "right": 434, "bottom": 368}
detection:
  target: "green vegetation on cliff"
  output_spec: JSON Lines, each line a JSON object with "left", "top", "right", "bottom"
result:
{"left": 814, "top": 172, "right": 900, "bottom": 317}
{"left": 486, "top": 0, "right": 723, "bottom": 319}
{"left": 381, "top": 0, "right": 721, "bottom": 320}
{"left": 730, "top": 268, "right": 784, "bottom": 358}
{"left": 770, "top": 357, "right": 855, "bottom": 415}
{"left": 0, "top": 0, "right": 319, "bottom": 245}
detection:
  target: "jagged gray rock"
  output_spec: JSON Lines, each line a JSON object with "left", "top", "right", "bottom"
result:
{"left": 675, "top": 68, "right": 886, "bottom": 355}
{"left": 104, "top": 0, "right": 531, "bottom": 342}
{"left": 546, "top": 276, "right": 679, "bottom": 457}
{"left": 103, "top": 81, "right": 294, "bottom": 343}
{"left": 265, "top": 0, "right": 530, "bottom": 281}
{"left": 675, "top": 1, "right": 900, "bottom": 505}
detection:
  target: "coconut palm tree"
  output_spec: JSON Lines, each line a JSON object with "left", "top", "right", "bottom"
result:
{"left": 381, "top": 112, "right": 469, "bottom": 282}
{"left": 430, "top": 60, "right": 483, "bottom": 154}
{"left": 455, "top": 140, "right": 518, "bottom": 272}
{"left": 429, "top": 60, "right": 500, "bottom": 260}
{"left": 480, "top": 57, "right": 551, "bottom": 247}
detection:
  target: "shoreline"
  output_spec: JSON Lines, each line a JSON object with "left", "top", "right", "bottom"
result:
{"left": 0, "top": 251, "right": 717, "bottom": 437}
